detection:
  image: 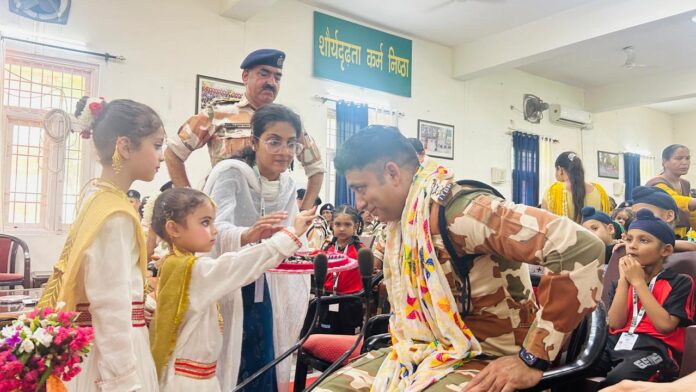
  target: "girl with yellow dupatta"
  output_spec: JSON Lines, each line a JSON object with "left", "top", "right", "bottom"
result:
{"left": 542, "top": 151, "right": 611, "bottom": 223}
{"left": 38, "top": 97, "right": 165, "bottom": 391}
{"left": 149, "top": 188, "right": 315, "bottom": 391}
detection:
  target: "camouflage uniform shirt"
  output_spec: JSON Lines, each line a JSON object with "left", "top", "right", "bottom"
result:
{"left": 167, "top": 95, "right": 325, "bottom": 177}
{"left": 374, "top": 182, "right": 605, "bottom": 362}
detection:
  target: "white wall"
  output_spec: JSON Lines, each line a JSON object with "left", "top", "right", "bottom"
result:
{"left": 673, "top": 111, "right": 696, "bottom": 186}
{"left": 0, "top": 0, "right": 677, "bottom": 270}
{"left": 585, "top": 107, "right": 674, "bottom": 203}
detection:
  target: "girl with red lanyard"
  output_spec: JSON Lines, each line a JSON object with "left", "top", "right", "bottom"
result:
{"left": 320, "top": 205, "right": 366, "bottom": 334}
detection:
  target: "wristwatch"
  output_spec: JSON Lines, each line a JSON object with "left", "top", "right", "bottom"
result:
{"left": 518, "top": 348, "right": 551, "bottom": 371}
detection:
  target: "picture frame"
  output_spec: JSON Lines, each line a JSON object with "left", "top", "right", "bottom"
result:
{"left": 417, "top": 120, "right": 454, "bottom": 160}
{"left": 195, "top": 75, "right": 245, "bottom": 114}
{"left": 597, "top": 150, "right": 620, "bottom": 179}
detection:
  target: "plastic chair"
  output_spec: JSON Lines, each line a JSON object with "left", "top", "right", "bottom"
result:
{"left": 0, "top": 234, "right": 31, "bottom": 289}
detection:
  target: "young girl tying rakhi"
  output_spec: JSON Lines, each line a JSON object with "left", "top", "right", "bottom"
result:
{"left": 149, "top": 188, "right": 314, "bottom": 391}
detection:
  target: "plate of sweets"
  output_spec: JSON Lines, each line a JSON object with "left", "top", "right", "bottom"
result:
{"left": 268, "top": 250, "right": 358, "bottom": 274}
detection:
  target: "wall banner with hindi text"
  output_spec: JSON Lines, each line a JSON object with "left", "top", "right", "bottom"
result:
{"left": 313, "top": 11, "right": 412, "bottom": 97}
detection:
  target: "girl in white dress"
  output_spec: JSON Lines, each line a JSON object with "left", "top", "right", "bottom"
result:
{"left": 39, "top": 97, "right": 165, "bottom": 391}
{"left": 149, "top": 188, "right": 314, "bottom": 391}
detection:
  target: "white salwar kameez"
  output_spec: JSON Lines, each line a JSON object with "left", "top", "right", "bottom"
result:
{"left": 66, "top": 186, "right": 158, "bottom": 392}
{"left": 158, "top": 230, "right": 302, "bottom": 392}
{"left": 203, "top": 159, "right": 311, "bottom": 392}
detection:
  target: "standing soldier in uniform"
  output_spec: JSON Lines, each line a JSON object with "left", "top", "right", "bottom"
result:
{"left": 165, "top": 49, "right": 324, "bottom": 210}
{"left": 316, "top": 125, "right": 605, "bottom": 392}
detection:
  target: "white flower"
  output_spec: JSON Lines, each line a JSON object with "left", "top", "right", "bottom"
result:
{"left": 19, "top": 338, "right": 35, "bottom": 354}
{"left": 21, "top": 326, "right": 33, "bottom": 339}
{"left": 1, "top": 325, "right": 16, "bottom": 338}
{"left": 141, "top": 189, "right": 161, "bottom": 230}
{"left": 40, "top": 319, "right": 50, "bottom": 328}
{"left": 56, "top": 301, "right": 66, "bottom": 311}
{"left": 32, "top": 327, "right": 53, "bottom": 347}
{"left": 17, "top": 314, "right": 27, "bottom": 323}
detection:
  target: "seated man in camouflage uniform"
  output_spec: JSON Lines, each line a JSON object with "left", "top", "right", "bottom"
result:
{"left": 316, "top": 126, "right": 605, "bottom": 392}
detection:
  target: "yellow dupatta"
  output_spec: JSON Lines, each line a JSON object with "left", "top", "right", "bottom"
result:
{"left": 545, "top": 182, "right": 610, "bottom": 221}
{"left": 150, "top": 249, "right": 197, "bottom": 378}
{"left": 38, "top": 180, "right": 147, "bottom": 311}
{"left": 373, "top": 160, "right": 481, "bottom": 392}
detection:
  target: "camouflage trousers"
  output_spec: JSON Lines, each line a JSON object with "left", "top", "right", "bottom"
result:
{"left": 315, "top": 348, "right": 491, "bottom": 392}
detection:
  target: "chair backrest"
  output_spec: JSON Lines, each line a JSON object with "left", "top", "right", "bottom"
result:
{"left": 602, "top": 247, "right": 625, "bottom": 308}
{"left": 665, "top": 251, "right": 696, "bottom": 281}
{"left": 0, "top": 237, "right": 12, "bottom": 273}
{"left": 0, "top": 234, "right": 31, "bottom": 288}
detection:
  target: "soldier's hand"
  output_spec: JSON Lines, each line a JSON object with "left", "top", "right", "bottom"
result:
{"left": 465, "top": 355, "right": 542, "bottom": 392}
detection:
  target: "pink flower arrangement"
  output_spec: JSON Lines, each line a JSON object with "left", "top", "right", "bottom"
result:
{"left": 0, "top": 303, "right": 94, "bottom": 392}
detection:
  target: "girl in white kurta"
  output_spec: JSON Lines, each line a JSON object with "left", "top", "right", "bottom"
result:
{"left": 202, "top": 104, "right": 312, "bottom": 391}
{"left": 148, "top": 188, "right": 314, "bottom": 391}
{"left": 39, "top": 98, "right": 165, "bottom": 391}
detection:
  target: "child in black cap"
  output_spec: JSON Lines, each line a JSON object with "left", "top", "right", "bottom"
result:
{"left": 594, "top": 209, "right": 695, "bottom": 386}
{"left": 581, "top": 206, "right": 616, "bottom": 263}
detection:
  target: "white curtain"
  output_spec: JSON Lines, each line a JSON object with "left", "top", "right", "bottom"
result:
{"left": 640, "top": 156, "right": 656, "bottom": 185}
{"left": 539, "top": 137, "right": 555, "bottom": 198}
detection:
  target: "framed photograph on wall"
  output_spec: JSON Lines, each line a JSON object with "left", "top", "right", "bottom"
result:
{"left": 417, "top": 120, "right": 454, "bottom": 160}
{"left": 597, "top": 150, "right": 620, "bottom": 179}
{"left": 195, "top": 75, "right": 245, "bottom": 113}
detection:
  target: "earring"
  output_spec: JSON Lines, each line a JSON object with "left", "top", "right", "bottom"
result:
{"left": 112, "top": 145, "right": 122, "bottom": 174}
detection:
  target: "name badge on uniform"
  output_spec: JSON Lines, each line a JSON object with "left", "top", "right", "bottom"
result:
{"left": 615, "top": 332, "right": 638, "bottom": 351}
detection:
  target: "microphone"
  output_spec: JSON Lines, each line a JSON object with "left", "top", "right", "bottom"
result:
{"left": 304, "top": 249, "right": 375, "bottom": 391}
{"left": 314, "top": 252, "right": 328, "bottom": 298}
{"left": 358, "top": 248, "right": 374, "bottom": 300}
{"left": 233, "top": 253, "right": 329, "bottom": 392}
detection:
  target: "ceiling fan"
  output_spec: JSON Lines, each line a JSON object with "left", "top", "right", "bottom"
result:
{"left": 622, "top": 46, "right": 648, "bottom": 70}
{"left": 426, "top": 0, "right": 505, "bottom": 12}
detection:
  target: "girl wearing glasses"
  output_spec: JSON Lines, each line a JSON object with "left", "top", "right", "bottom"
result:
{"left": 203, "top": 104, "right": 313, "bottom": 392}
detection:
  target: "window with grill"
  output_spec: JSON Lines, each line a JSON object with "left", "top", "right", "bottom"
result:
{"left": 2, "top": 51, "right": 97, "bottom": 231}
{"left": 324, "top": 103, "right": 399, "bottom": 205}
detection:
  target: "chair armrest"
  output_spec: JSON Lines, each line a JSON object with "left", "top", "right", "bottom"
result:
{"left": 362, "top": 333, "right": 391, "bottom": 354}
{"left": 520, "top": 303, "right": 608, "bottom": 392}
{"left": 364, "top": 313, "right": 391, "bottom": 338}
{"left": 680, "top": 325, "right": 696, "bottom": 377}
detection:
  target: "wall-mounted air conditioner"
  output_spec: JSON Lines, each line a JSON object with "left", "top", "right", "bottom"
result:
{"left": 548, "top": 104, "right": 592, "bottom": 129}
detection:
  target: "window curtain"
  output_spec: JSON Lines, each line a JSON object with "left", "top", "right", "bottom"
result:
{"left": 335, "top": 101, "right": 368, "bottom": 207}
{"left": 624, "top": 153, "right": 641, "bottom": 198}
{"left": 538, "top": 137, "right": 555, "bottom": 200}
{"left": 640, "top": 156, "right": 656, "bottom": 184}
{"left": 512, "top": 131, "right": 540, "bottom": 206}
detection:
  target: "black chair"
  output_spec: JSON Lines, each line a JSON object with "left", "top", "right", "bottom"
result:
{"left": 520, "top": 302, "right": 607, "bottom": 392}
{"left": 0, "top": 234, "right": 31, "bottom": 289}
{"left": 292, "top": 273, "right": 384, "bottom": 392}
{"left": 353, "top": 304, "right": 608, "bottom": 392}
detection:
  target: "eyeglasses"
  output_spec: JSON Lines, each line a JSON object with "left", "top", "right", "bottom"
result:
{"left": 256, "top": 137, "right": 303, "bottom": 155}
